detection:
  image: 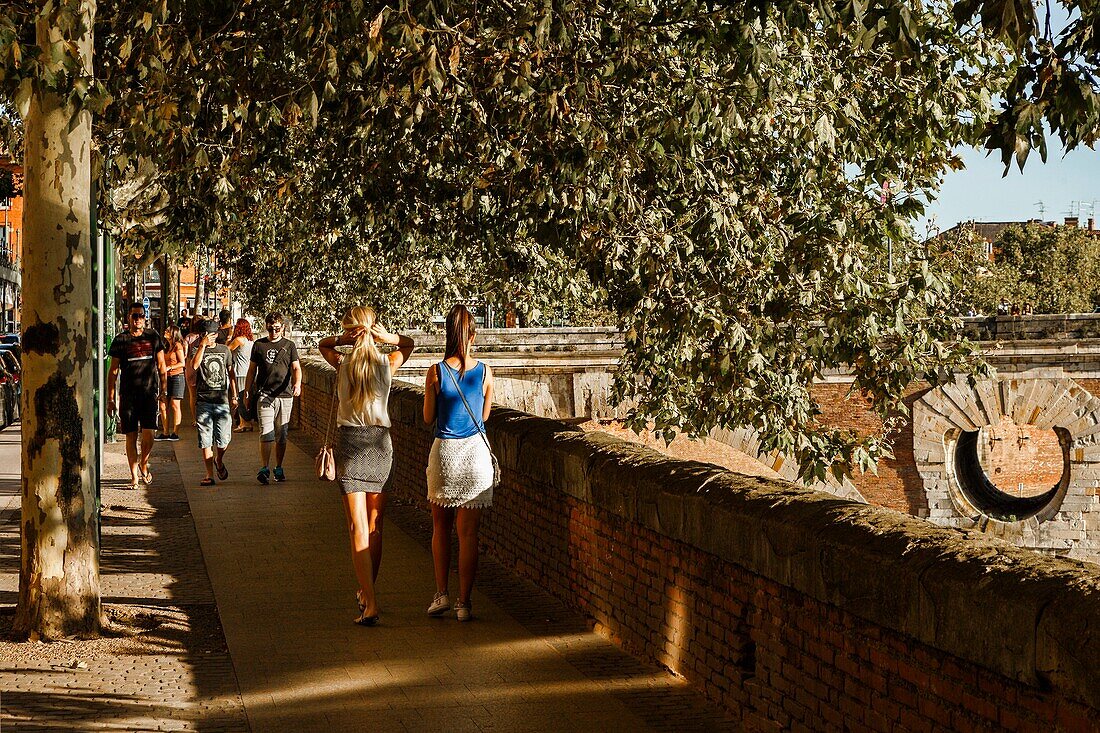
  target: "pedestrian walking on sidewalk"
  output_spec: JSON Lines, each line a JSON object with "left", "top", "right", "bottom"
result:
{"left": 319, "top": 306, "right": 415, "bottom": 626}
{"left": 183, "top": 316, "right": 205, "bottom": 426}
{"left": 108, "top": 302, "right": 168, "bottom": 490}
{"left": 243, "top": 312, "right": 301, "bottom": 485}
{"left": 190, "top": 320, "right": 237, "bottom": 486}
{"left": 215, "top": 308, "right": 233, "bottom": 345}
{"left": 422, "top": 304, "right": 494, "bottom": 622}
{"left": 228, "top": 318, "right": 255, "bottom": 432}
{"left": 156, "top": 324, "right": 186, "bottom": 442}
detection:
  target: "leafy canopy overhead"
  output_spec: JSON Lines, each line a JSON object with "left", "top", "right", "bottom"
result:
{"left": 1, "top": 0, "right": 1098, "bottom": 481}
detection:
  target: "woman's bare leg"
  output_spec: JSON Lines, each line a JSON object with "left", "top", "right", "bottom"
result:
{"left": 342, "top": 492, "right": 377, "bottom": 616}
{"left": 169, "top": 398, "right": 182, "bottom": 434}
{"left": 455, "top": 507, "right": 483, "bottom": 604}
{"left": 431, "top": 504, "right": 454, "bottom": 595}
{"left": 159, "top": 397, "right": 169, "bottom": 435}
{"left": 365, "top": 492, "right": 386, "bottom": 583}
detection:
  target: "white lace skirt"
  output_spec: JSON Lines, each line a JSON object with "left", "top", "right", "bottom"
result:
{"left": 426, "top": 436, "right": 494, "bottom": 509}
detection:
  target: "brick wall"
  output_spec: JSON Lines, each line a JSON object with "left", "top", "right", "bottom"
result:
{"left": 978, "top": 423, "right": 1064, "bottom": 497}
{"left": 812, "top": 384, "right": 933, "bottom": 515}
{"left": 298, "top": 358, "right": 1100, "bottom": 731}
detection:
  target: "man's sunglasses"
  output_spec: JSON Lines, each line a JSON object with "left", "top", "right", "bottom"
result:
{"left": 267, "top": 323, "right": 284, "bottom": 331}
{"left": 129, "top": 312, "right": 146, "bottom": 320}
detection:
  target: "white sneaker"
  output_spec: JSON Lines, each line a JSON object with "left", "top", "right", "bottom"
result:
{"left": 427, "top": 592, "right": 450, "bottom": 616}
{"left": 454, "top": 600, "right": 472, "bottom": 622}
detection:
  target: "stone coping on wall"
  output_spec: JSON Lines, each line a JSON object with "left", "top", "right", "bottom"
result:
{"left": 300, "top": 358, "right": 1100, "bottom": 712}
{"left": 962, "top": 313, "right": 1100, "bottom": 342}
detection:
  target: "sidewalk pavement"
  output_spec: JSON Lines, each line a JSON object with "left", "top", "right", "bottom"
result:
{"left": 2, "top": 411, "right": 738, "bottom": 732}
{"left": 0, "top": 423, "right": 248, "bottom": 731}
{"left": 177, "top": 417, "right": 737, "bottom": 732}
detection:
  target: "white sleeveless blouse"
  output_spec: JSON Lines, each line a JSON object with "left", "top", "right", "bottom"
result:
{"left": 336, "top": 358, "right": 392, "bottom": 428}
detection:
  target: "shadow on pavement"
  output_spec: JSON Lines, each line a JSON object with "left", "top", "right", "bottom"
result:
{"left": 0, "top": 422, "right": 248, "bottom": 732}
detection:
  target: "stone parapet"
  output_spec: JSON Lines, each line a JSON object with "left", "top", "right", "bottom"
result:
{"left": 963, "top": 313, "right": 1100, "bottom": 342}
{"left": 297, "top": 357, "right": 1100, "bottom": 730}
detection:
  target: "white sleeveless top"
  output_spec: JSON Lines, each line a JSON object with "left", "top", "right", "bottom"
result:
{"left": 336, "top": 357, "right": 392, "bottom": 428}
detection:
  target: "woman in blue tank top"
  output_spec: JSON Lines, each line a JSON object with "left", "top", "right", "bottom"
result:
{"left": 422, "top": 304, "right": 495, "bottom": 622}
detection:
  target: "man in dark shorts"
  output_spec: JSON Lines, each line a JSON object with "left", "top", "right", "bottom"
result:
{"left": 243, "top": 312, "right": 301, "bottom": 484}
{"left": 108, "top": 302, "right": 168, "bottom": 489}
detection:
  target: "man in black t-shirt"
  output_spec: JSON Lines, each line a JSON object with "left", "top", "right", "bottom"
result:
{"left": 215, "top": 309, "right": 232, "bottom": 346}
{"left": 108, "top": 302, "right": 168, "bottom": 489}
{"left": 243, "top": 311, "right": 301, "bottom": 484}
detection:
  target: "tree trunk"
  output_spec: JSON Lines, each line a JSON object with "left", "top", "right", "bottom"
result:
{"left": 194, "top": 250, "right": 205, "bottom": 317}
{"left": 13, "top": 0, "right": 101, "bottom": 640}
{"left": 163, "top": 255, "right": 178, "bottom": 329}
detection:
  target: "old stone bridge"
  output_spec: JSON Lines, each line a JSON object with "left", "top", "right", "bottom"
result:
{"left": 385, "top": 315, "right": 1100, "bottom": 564}
{"left": 288, "top": 312, "right": 1100, "bottom": 726}
{"left": 292, "top": 315, "right": 1100, "bottom": 730}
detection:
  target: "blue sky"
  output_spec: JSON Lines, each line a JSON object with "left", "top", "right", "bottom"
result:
{"left": 920, "top": 4, "right": 1099, "bottom": 235}
{"left": 920, "top": 142, "right": 1100, "bottom": 236}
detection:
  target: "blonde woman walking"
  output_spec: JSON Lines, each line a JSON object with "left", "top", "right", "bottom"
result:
{"left": 422, "top": 304, "right": 494, "bottom": 622}
{"left": 319, "top": 306, "right": 414, "bottom": 626}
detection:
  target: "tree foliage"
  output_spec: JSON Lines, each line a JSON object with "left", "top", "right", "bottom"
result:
{"left": 2, "top": 0, "right": 1099, "bottom": 480}
{"left": 948, "top": 223, "right": 1100, "bottom": 314}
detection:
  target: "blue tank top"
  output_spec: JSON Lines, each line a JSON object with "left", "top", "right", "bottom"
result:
{"left": 435, "top": 361, "right": 486, "bottom": 439}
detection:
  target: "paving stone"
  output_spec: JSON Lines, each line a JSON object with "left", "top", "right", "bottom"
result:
{"left": 176, "top": 416, "right": 737, "bottom": 731}
{"left": 0, "top": 424, "right": 248, "bottom": 733}
{"left": 3, "top": 406, "right": 738, "bottom": 732}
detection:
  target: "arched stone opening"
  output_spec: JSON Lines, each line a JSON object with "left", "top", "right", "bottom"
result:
{"left": 914, "top": 377, "right": 1100, "bottom": 562}
{"left": 949, "top": 426, "right": 1071, "bottom": 523}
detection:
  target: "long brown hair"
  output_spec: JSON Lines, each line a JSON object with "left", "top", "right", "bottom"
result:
{"left": 444, "top": 304, "right": 476, "bottom": 377}
{"left": 163, "top": 324, "right": 182, "bottom": 350}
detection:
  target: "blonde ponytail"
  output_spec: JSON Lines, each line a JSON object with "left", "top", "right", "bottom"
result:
{"left": 341, "top": 306, "right": 384, "bottom": 413}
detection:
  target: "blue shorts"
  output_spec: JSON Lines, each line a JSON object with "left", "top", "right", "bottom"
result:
{"left": 196, "top": 401, "right": 232, "bottom": 450}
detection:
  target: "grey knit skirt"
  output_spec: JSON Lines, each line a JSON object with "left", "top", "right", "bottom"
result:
{"left": 336, "top": 425, "right": 393, "bottom": 495}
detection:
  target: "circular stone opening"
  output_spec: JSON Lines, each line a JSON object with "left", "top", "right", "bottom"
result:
{"left": 953, "top": 423, "right": 1069, "bottom": 522}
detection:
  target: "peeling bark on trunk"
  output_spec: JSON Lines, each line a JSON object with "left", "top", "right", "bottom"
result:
{"left": 194, "top": 252, "right": 205, "bottom": 317}
{"left": 163, "top": 255, "right": 178, "bottom": 329}
{"left": 13, "top": 0, "right": 101, "bottom": 640}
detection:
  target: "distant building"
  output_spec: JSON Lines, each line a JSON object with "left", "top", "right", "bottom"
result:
{"left": 1063, "top": 216, "right": 1100, "bottom": 238}
{"left": 0, "top": 158, "right": 22, "bottom": 333}
{"left": 934, "top": 219, "right": 1051, "bottom": 260}
{"left": 935, "top": 216, "right": 1099, "bottom": 259}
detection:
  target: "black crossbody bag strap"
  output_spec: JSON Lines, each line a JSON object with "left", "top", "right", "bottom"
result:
{"left": 442, "top": 362, "right": 493, "bottom": 456}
